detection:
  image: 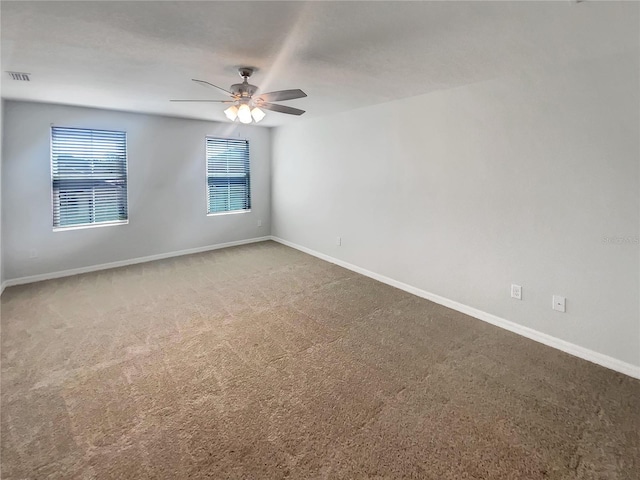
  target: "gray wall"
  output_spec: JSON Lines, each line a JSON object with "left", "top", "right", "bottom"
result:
{"left": 272, "top": 52, "right": 640, "bottom": 367}
{"left": 2, "top": 101, "right": 271, "bottom": 279}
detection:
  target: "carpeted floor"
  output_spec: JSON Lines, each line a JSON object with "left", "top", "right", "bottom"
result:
{"left": 1, "top": 241, "right": 638, "bottom": 479}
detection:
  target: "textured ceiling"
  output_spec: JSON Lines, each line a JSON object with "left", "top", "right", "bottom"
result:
{"left": 1, "top": 1, "right": 638, "bottom": 127}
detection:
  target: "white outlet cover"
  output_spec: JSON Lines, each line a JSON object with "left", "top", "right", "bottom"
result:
{"left": 553, "top": 295, "right": 566, "bottom": 312}
{"left": 511, "top": 284, "right": 522, "bottom": 300}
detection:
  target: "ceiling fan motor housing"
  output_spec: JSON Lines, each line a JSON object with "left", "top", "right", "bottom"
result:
{"left": 230, "top": 67, "right": 259, "bottom": 99}
{"left": 230, "top": 82, "right": 259, "bottom": 99}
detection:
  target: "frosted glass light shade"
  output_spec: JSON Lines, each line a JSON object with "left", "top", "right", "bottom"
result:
{"left": 224, "top": 105, "right": 238, "bottom": 121}
{"left": 251, "top": 107, "right": 266, "bottom": 123}
{"left": 237, "top": 104, "right": 252, "bottom": 124}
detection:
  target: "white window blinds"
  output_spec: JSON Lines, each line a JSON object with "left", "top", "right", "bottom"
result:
{"left": 206, "top": 137, "right": 251, "bottom": 214}
{"left": 51, "top": 127, "right": 128, "bottom": 229}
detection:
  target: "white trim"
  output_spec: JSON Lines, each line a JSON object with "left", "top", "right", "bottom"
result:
{"left": 270, "top": 236, "right": 640, "bottom": 380}
{"left": 53, "top": 219, "right": 129, "bottom": 232}
{"left": 2, "top": 234, "right": 638, "bottom": 380}
{"left": 207, "top": 209, "right": 251, "bottom": 217}
{"left": 1, "top": 236, "right": 271, "bottom": 289}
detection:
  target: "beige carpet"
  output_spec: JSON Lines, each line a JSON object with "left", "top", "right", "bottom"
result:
{"left": 1, "top": 241, "right": 638, "bottom": 479}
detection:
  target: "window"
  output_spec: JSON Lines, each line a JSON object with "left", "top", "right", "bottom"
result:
{"left": 206, "top": 137, "right": 251, "bottom": 214}
{"left": 51, "top": 127, "right": 128, "bottom": 229}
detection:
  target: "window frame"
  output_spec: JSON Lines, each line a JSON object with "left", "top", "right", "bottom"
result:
{"left": 205, "top": 136, "right": 252, "bottom": 216}
{"left": 50, "top": 126, "right": 129, "bottom": 232}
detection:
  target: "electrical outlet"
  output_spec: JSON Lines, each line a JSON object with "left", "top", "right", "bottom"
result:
{"left": 510, "top": 284, "right": 522, "bottom": 300}
{"left": 336, "top": 236, "right": 341, "bottom": 246}
{"left": 257, "top": 219, "right": 262, "bottom": 227}
{"left": 553, "top": 295, "right": 566, "bottom": 312}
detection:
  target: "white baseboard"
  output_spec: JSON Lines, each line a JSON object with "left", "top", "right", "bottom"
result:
{"left": 1, "top": 236, "right": 271, "bottom": 290}
{"left": 270, "top": 236, "right": 640, "bottom": 380}
{"left": 3, "top": 234, "right": 638, "bottom": 380}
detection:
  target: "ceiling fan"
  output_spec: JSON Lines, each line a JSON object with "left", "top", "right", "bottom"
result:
{"left": 171, "top": 67, "right": 306, "bottom": 124}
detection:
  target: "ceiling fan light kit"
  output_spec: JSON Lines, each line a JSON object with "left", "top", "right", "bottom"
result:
{"left": 223, "top": 103, "right": 265, "bottom": 124}
{"left": 172, "top": 67, "right": 307, "bottom": 124}
{"left": 224, "top": 105, "right": 239, "bottom": 121}
{"left": 251, "top": 107, "right": 266, "bottom": 123}
{"left": 237, "top": 103, "right": 253, "bottom": 124}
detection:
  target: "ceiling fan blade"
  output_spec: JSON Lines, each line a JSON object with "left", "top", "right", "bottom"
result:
{"left": 258, "top": 89, "right": 307, "bottom": 102}
{"left": 192, "top": 78, "right": 233, "bottom": 97}
{"left": 260, "top": 103, "right": 305, "bottom": 116}
{"left": 170, "top": 99, "right": 233, "bottom": 103}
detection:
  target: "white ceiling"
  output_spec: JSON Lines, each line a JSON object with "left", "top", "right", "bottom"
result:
{"left": 1, "top": 1, "right": 637, "bottom": 127}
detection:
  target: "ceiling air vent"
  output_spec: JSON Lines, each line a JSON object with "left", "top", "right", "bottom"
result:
{"left": 7, "top": 71, "right": 31, "bottom": 81}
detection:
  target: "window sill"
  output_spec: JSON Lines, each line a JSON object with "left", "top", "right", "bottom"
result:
{"left": 207, "top": 209, "right": 251, "bottom": 217}
{"left": 53, "top": 220, "right": 129, "bottom": 232}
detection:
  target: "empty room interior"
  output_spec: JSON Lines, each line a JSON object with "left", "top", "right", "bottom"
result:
{"left": 1, "top": 1, "right": 639, "bottom": 479}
